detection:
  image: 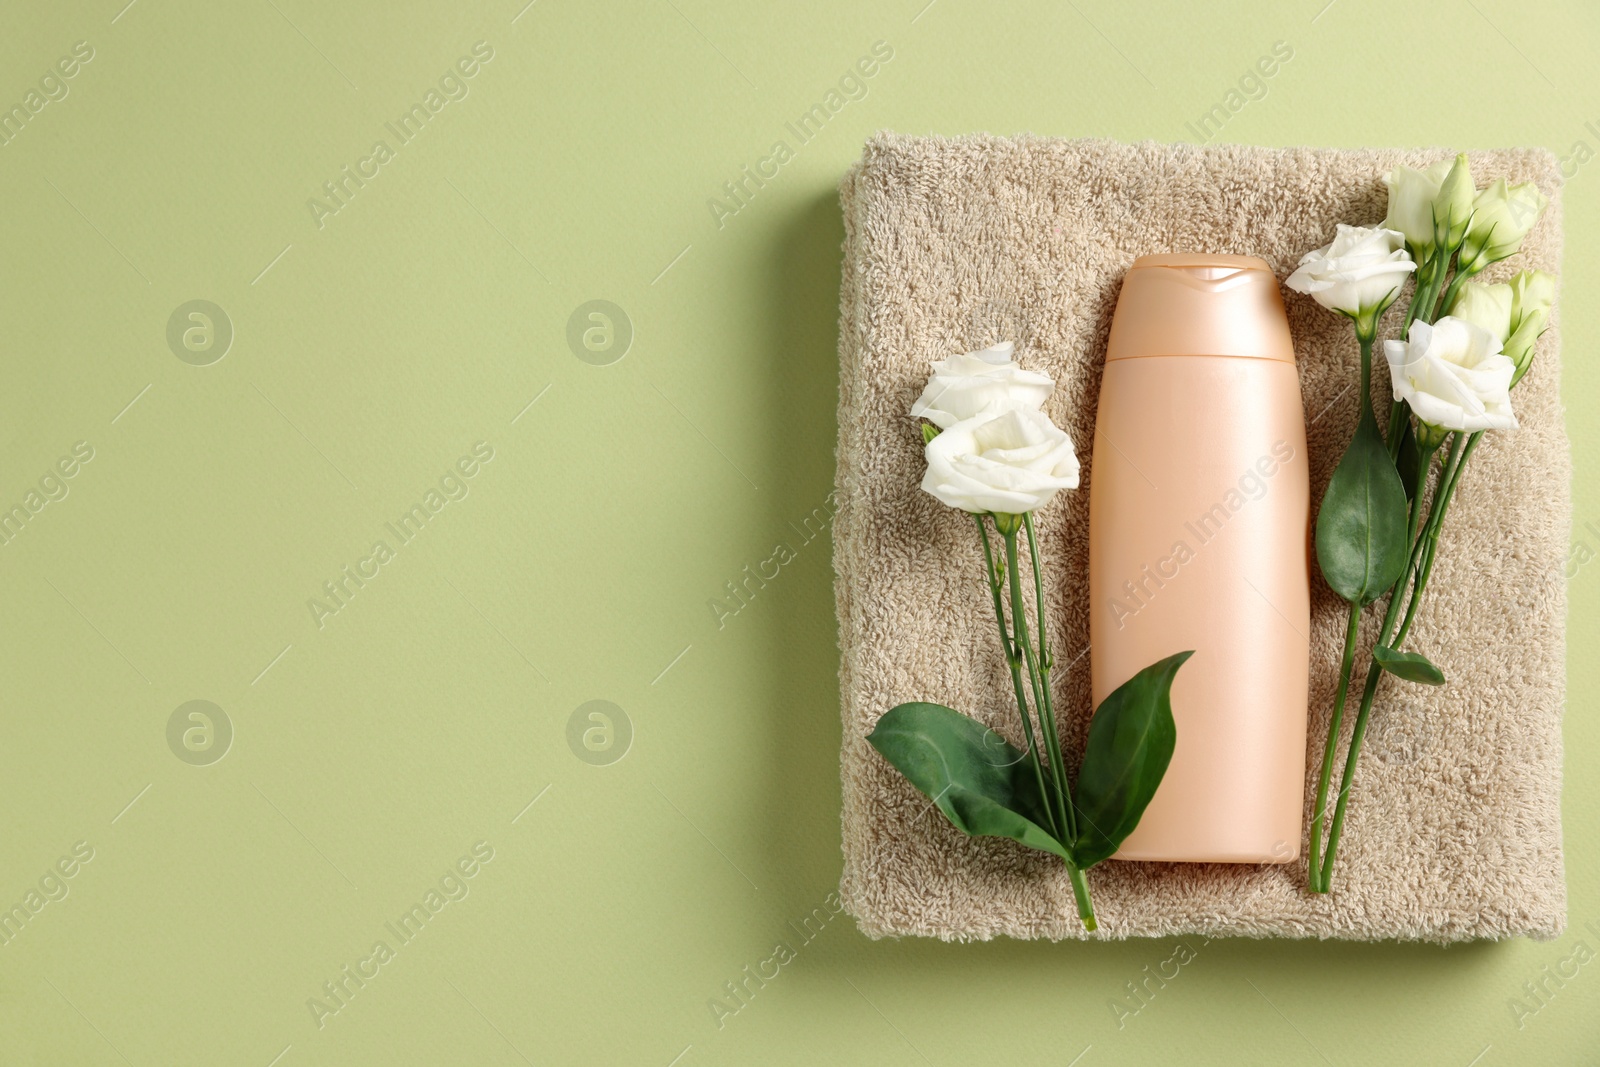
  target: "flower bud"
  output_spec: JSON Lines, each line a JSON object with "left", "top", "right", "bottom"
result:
{"left": 1449, "top": 281, "right": 1512, "bottom": 343}
{"left": 1432, "top": 153, "right": 1476, "bottom": 251}
{"left": 1383, "top": 159, "right": 1451, "bottom": 257}
{"left": 1505, "top": 269, "right": 1556, "bottom": 387}
{"left": 1460, "top": 179, "right": 1548, "bottom": 272}
{"left": 1509, "top": 269, "right": 1556, "bottom": 321}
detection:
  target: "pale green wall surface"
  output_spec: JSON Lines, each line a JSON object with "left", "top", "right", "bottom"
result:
{"left": 0, "top": 1, "right": 1596, "bottom": 1064}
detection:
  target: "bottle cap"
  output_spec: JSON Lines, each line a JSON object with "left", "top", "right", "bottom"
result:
{"left": 1104, "top": 254, "right": 1295, "bottom": 363}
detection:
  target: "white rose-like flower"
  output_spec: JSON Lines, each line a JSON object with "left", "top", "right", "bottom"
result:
{"left": 1285, "top": 225, "right": 1416, "bottom": 323}
{"left": 910, "top": 341, "right": 1054, "bottom": 429}
{"left": 1382, "top": 316, "right": 1518, "bottom": 434}
{"left": 921, "top": 407, "right": 1080, "bottom": 515}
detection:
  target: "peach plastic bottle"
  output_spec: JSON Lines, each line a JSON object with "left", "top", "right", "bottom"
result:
{"left": 1088, "top": 254, "right": 1310, "bottom": 864}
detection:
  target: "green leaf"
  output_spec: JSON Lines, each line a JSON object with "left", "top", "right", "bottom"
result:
{"left": 1316, "top": 407, "right": 1411, "bottom": 604}
{"left": 867, "top": 702, "right": 1070, "bottom": 861}
{"left": 1070, "top": 650, "right": 1192, "bottom": 868}
{"left": 1372, "top": 645, "right": 1445, "bottom": 685}
{"left": 1394, "top": 411, "right": 1421, "bottom": 500}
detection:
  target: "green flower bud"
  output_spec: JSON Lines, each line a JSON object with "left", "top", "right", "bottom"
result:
{"left": 1431, "top": 153, "right": 1476, "bottom": 251}
{"left": 1509, "top": 269, "right": 1557, "bottom": 323}
{"left": 1504, "top": 269, "right": 1556, "bottom": 387}
{"left": 1460, "top": 180, "right": 1548, "bottom": 272}
{"left": 1449, "top": 280, "right": 1512, "bottom": 342}
{"left": 1383, "top": 159, "right": 1451, "bottom": 257}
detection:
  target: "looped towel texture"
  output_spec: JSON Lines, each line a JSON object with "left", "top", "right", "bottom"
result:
{"left": 833, "top": 134, "right": 1567, "bottom": 942}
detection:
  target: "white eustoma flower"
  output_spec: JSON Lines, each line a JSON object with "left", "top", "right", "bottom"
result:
{"left": 1285, "top": 225, "right": 1416, "bottom": 322}
{"left": 920, "top": 407, "right": 1080, "bottom": 515}
{"left": 1460, "top": 179, "right": 1548, "bottom": 271}
{"left": 1382, "top": 160, "right": 1451, "bottom": 254}
{"left": 909, "top": 341, "right": 1054, "bottom": 429}
{"left": 1383, "top": 316, "right": 1518, "bottom": 433}
{"left": 1450, "top": 281, "right": 1513, "bottom": 342}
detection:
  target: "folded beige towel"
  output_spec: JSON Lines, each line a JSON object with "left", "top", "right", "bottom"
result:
{"left": 833, "top": 134, "right": 1567, "bottom": 942}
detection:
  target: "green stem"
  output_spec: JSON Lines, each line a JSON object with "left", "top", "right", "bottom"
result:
{"left": 975, "top": 515, "right": 1017, "bottom": 666}
{"left": 1436, "top": 264, "right": 1473, "bottom": 320}
{"left": 1307, "top": 601, "right": 1362, "bottom": 892}
{"left": 1009, "top": 516, "right": 1095, "bottom": 932}
{"left": 1395, "top": 432, "right": 1480, "bottom": 646}
{"left": 1019, "top": 516, "right": 1095, "bottom": 931}
{"left": 1388, "top": 253, "right": 1443, "bottom": 456}
{"left": 975, "top": 516, "right": 1059, "bottom": 840}
{"left": 1319, "top": 659, "right": 1383, "bottom": 890}
{"left": 1003, "top": 527, "right": 1073, "bottom": 844}
{"left": 1066, "top": 862, "right": 1097, "bottom": 932}
{"left": 1318, "top": 439, "right": 1446, "bottom": 890}
{"left": 1387, "top": 435, "right": 1464, "bottom": 649}
{"left": 1391, "top": 439, "right": 1441, "bottom": 598}
{"left": 1308, "top": 334, "right": 1381, "bottom": 892}
{"left": 1408, "top": 246, "right": 1446, "bottom": 329}
{"left": 1024, "top": 514, "right": 1077, "bottom": 843}
{"left": 1023, "top": 513, "right": 1054, "bottom": 672}
{"left": 1386, "top": 400, "right": 1409, "bottom": 461}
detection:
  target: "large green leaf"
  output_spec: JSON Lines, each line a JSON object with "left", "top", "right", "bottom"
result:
{"left": 1070, "top": 651, "right": 1192, "bottom": 868}
{"left": 1372, "top": 644, "right": 1445, "bottom": 685}
{"left": 867, "top": 702, "right": 1070, "bottom": 861}
{"left": 1316, "top": 407, "right": 1411, "bottom": 604}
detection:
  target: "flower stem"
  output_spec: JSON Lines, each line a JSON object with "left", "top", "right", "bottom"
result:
{"left": 1024, "top": 514, "right": 1077, "bottom": 842}
{"left": 1004, "top": 527, "right": 1073, "bottom": 844}
{"left": 1395, "top": 432, "right": 1480, "bottom": 646}
{"left": 995, "top": 515, "right": 1094, "bottom": 932}
{"left": 1386, "top": 400, "right": 1409, "bottom": 461}
{"left": 1404, "top": 246, "right": 1448, "bottom": 331}
{"left": 1436, "top": 264, "right": 1474, "bottom": 320}
{"left": 1307, "top": 601, "right": 1362, "bottom": 892}
{"left": 1307, "top": 332, "right": 1383, "bottom": 891}
{"left": 1023, "top": 514, "right": 1054, "bottom": 673}
{"left": 1017, "top": 511, "right": 1094, "bottom": 927}
{"left": 975, "top": 516, "right": 1060, "bottom": 840}
{"left": 1405, "top": 442, "right": 1439, "bottom": 550}
{"left": 1318, "top": 657, "right": 1383, "bottom": 890}
{"left": 1066, "top": 862, "right": 1097, "bottom": 932}
{"left": 975, "top": 515, "right": 1017, "bottom": 665}
{"left": 1318, "top": 438, "right": 1447, "bottom": 890}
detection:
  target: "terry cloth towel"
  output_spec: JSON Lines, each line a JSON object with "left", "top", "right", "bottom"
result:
{"left": 833, "top": 134, "right": 1567, "bottom": 942}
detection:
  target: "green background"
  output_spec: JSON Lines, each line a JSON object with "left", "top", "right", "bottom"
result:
{"left": 1, "top": 0, "right": 1595, "bottom": 1063}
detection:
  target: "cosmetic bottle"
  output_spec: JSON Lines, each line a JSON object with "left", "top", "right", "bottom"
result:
{"left": 1088, "top": 254, "right": 1310, "bottom": 863}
